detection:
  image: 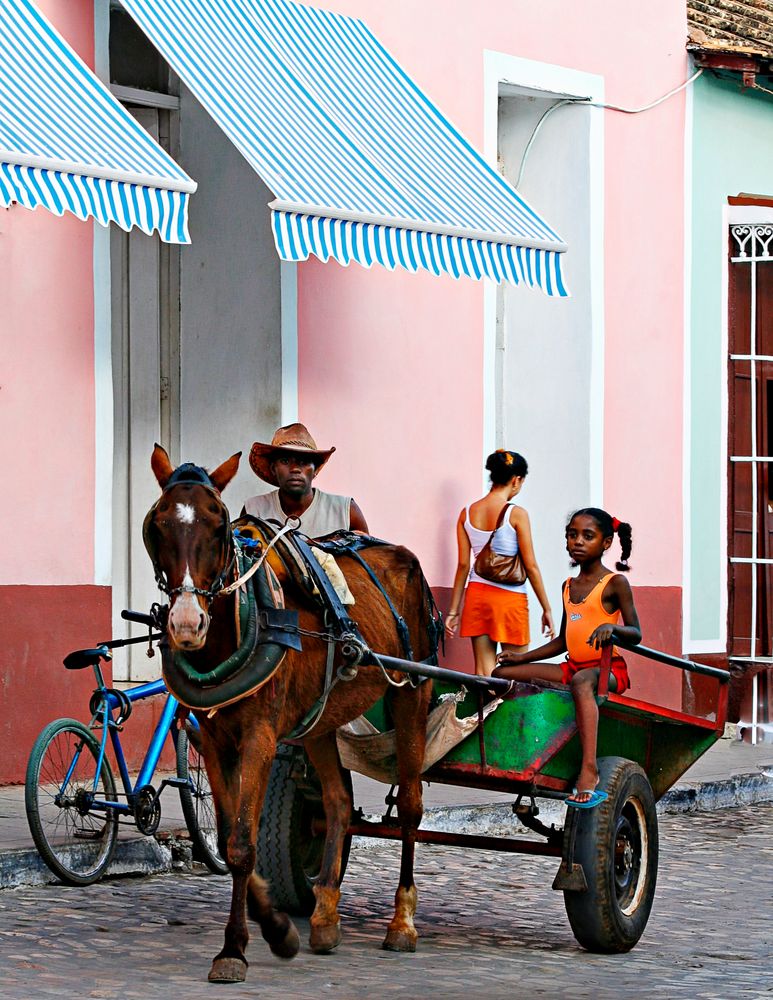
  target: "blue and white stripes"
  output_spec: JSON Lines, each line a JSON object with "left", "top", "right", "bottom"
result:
{"left": 120, "top": 0, "right": 568, "bottom": 292}
{"left": 272, "top": 210, "right": 567, "bottom": 293}
{"left": 0, "top": 0, "right": 195, "bottom": 242}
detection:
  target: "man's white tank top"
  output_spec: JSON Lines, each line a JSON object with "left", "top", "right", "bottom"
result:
{"left": 243, "top": 489, "right": 351, "bottom": 538}
{"left": 465, "top": 500, "right": 527, "bottom": 593}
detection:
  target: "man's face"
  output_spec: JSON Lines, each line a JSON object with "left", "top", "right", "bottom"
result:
{"left": 271, "top": 451, "right": 316, "bottom": 497}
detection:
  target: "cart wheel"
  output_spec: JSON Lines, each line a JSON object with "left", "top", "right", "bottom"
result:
{"left": 563, "top": 756, "right": 658, "bottom": 953}
{"left": 257, "top": 747, "right": 352, "bottom": 916}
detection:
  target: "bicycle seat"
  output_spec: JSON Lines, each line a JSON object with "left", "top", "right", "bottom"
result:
{"left": 63, "top": 646, "right": 110, "bottom": 670}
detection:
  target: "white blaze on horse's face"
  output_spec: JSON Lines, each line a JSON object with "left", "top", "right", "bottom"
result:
{"left": 176, "top": 503, "right": 196, "bottom": 525}
{"left": 168, "top": 563, "right": 211, "bottom": 650}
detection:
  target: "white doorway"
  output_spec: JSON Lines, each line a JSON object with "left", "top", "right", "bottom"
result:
{"left": 484, "top": 54, "right": 605, "bottom": 641}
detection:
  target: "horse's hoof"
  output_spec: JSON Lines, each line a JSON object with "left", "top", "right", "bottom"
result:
{"left": 382, "top": 929, "right": 417, "bottom": 953}
{"left": 309, "top": 920, "right": 342, "bottom": 954}
{"left": 208, "top": 957, "right": 248, "bottom": 983}
{"left": 270, "top": 921, "right": 300, "bottom": 960}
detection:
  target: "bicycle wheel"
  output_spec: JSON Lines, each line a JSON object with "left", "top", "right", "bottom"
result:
{"left": 177, "top": 725, "right": 228, "bottom": 874}
{"left": 25, "top": 718, "right": 118, "bottom": 885}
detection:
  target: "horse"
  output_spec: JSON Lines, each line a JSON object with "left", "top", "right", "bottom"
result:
{"left": 143, "top": 445, "right": 437, "bottom": 983}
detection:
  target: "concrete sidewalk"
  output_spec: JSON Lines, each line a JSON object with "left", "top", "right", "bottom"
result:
{"left": 2, "top": 731, "right": 771, "bottom": 889}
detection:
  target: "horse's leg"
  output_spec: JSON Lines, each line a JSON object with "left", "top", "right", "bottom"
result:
{"left": 303, "top": 732, "right": 353, "bottom": 954}
{"left": 383, "top": 681, "right": 432, "bottom": 953}
{"left": 205, "top": 726, "right": 299, "bottom": 984}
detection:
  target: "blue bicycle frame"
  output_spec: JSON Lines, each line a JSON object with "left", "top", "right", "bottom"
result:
{"left": 81, "top": 636, "right": 200, "bottom": 817}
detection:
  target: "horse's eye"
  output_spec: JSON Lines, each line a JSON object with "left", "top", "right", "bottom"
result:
{"left": 208, "top": 503, "right": 221, "bottom": 516}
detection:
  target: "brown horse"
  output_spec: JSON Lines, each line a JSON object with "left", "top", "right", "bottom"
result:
{"left": 144, "top": 445, "right": 435, "bottom": 983}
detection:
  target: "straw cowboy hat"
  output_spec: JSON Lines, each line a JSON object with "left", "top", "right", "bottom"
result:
{"left": 249, "top": 423, "right": 336, "bottom": 486}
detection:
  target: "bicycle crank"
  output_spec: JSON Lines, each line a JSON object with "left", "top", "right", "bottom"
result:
{"left": 133, "top": 784, "right": 162, "bottom": 835}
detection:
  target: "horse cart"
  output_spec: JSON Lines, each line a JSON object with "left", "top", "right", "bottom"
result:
{"left": 140, "top": 448, "right": 733, "bottom": 980}
{"left": 258, "top": 640, "right": 730, "bottom": 954}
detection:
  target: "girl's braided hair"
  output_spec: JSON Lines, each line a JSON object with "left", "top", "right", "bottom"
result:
{"left": 485, "top": 449, "right": 528, "bottom": 485}
{"left": 569, "top": 507, "right": 633, "bottom": 572}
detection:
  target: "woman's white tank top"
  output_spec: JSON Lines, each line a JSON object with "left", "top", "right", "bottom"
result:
{"left": 465, "top": 501, "right": 527, "bottom": 593}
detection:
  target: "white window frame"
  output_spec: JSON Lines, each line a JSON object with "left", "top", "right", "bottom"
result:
{"left": 727, "top": 207, "right": 773, "bottom": 743}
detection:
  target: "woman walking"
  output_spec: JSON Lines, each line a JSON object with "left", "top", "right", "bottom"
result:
{"left": 445, "top": 450, "right": 554, "bottom": 676}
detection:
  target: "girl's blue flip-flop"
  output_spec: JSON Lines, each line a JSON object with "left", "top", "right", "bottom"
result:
{"left": 566, "top": 789, "right": 608, "bottom": 810}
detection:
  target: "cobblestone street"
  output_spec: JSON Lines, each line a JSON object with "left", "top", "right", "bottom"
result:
{"left": 1, "top": 806, "right": 770, "bottom": 1000}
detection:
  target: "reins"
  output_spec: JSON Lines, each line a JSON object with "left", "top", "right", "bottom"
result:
{"left": 147, "top": 473, "right": 444, "bottom": 720}
{"left": 220, "top": 517, "right": 300, "bottom": 596}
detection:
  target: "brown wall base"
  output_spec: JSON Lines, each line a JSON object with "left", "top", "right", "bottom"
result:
{"left": 0, "top": 586, "right": 173, "bottom": 785}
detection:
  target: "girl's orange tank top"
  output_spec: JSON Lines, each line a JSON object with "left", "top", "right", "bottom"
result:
{"left": 563, "top": 574, "right": 620, "bottom": 664}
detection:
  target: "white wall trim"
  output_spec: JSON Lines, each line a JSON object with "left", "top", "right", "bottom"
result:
{"left": 728, "top": 205, "right": 773, "bottom": 225}
{"left": 93, "top": 0, "right": 113, "bottom": 587}
{"left": 682, "top": 59, "right": 695, "bottom": 653}
{"left": 685, "top": 639, "right": 727, "bottom": 655}
{"left": 482, "top": 51, "right": 605, "bottom": 500}
{"left": 280, "top": 261, "right": 298, "bottom": 425}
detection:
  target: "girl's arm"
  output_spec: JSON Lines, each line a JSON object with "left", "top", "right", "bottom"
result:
{"left": 445, "top": 510, "right": 471, "bottom": 638}
{"left": 588, "top": 575, "right": 643, "bottom": 649}
{"left": 510, "top": 506, "right": 555, "bottom": 638}
{"left": 496, "top": 607, "right": 568, "bottom": 666}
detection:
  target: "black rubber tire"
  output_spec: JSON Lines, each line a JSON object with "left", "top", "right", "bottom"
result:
{"left": 563, "top": 756, "right": 659, "bottom": 953}
{"left": 25, "top": 718, "right": 118, "bottom": 886}
{"left": 257, "top": 747, "right": 352, "bottom": 916}
{"left": 176, "top": 726, "right": 228, "bottom": 875}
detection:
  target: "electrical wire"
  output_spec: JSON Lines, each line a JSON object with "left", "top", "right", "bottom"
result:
{"left": 516, "top": 68, "right": 704, "bottom": 188}
{"left": 589, "top": 66, "right": 704, "bottom": 114}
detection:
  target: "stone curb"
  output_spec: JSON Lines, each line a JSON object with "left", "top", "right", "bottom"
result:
{"left": 356, "top": 770, "right": 773, "bottom": 844}
{"left": 0, "top": 834, "right": 188, "bottom": 891}
{"left": 3, "top": 772, "right": 771, "bottom": 887}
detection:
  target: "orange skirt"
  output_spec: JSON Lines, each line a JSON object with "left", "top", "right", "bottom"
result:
{"left": 460, "top": 582, "right": 530, "bottom": 645}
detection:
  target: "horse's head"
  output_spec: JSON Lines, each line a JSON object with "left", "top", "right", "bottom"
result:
{"left": 144, "top": 444, "right": 241, "bottom": 651}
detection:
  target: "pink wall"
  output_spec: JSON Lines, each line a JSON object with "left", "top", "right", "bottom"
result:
{"left": 0, "top": 1, "right": 96, "bottom": 586}
{"left": 297, "top": 0, "right": 687, "bottom": 589}
{"left": 298, "top": 262, "right": 482, "bottom": 585}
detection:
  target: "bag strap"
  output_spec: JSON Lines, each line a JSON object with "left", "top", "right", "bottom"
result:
{"left": 491, "top": 500, "right": 517, "bottom": 534}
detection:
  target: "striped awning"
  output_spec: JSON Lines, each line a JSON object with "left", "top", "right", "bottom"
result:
{"left": 120, "top": 0, "right": 568, "bottom": 293}
{"left": 0, "top": 0, "right": 196, "bottom": 243}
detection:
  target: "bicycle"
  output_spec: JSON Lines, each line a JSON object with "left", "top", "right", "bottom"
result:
{"left": 24, "top": 608, "right": 228, "bottom": 885}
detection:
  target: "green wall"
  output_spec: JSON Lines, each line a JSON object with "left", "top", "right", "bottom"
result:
{"left": 690, "top": 73, "right": 773, "bottom": 643}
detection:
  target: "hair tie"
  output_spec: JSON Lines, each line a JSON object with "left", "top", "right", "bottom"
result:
{"left": 611, "top": 517, "right": 621, "bottom": 531}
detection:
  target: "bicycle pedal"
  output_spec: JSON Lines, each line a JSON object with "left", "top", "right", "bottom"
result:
{"left": 161, "top": 777, "right": 188, "bottom": 789}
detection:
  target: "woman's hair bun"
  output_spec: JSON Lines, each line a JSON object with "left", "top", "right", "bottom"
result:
{"left": 486, "top": 450, "right": 528, "bottom": 485}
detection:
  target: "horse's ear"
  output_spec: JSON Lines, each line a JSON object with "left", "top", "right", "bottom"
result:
{"left": 210, "top": 452, "right": 242, "bottom": 493}
{"left": 151, "top": 443, "right": 174, "bottom": 488}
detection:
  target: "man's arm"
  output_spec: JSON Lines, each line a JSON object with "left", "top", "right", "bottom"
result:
{"left": 349, "top": 499, "right": 369, "bottom": 533}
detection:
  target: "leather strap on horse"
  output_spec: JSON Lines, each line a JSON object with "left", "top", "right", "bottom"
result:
{"left": 346, "top": 549, "right": 413, "bottom": 660}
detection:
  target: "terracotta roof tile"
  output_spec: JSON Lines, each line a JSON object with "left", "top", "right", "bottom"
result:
{"left": 687, "top": 0, "right": 773, "bottom": 58}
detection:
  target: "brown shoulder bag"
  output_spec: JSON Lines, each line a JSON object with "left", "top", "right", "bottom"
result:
{"left": 473, "top": 502, "right": 527, "bottom": 586}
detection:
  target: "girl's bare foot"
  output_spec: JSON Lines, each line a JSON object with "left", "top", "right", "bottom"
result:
{"left": 567, "top": 766, "right": 599, "bottom": 804}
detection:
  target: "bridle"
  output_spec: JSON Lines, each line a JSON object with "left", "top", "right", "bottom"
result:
{"left": 143, "top": 478, "right": 236, "bottom": 604}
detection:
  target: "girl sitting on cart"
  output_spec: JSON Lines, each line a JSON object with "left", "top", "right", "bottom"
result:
{"left": 493, "top": 508, "right": 641, "bottom": 809}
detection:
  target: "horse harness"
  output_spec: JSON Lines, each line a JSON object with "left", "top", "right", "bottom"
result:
{"left": 153, "top": 500, "right": 442, "bottom": 721}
